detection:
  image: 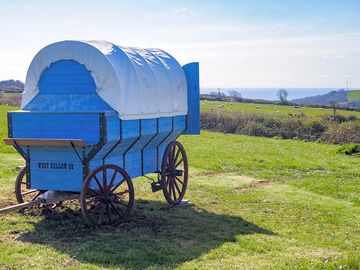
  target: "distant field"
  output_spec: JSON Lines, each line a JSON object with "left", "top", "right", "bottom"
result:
{"left": 201, "top": 100, "right": 360, "bottom": 118}
{"left": 347, "top": 90, "right": 360, "bottom": 101}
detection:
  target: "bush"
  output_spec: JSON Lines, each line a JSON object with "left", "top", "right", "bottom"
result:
{"left": 322, "top": 121, "right": 360, "bottom": 144}
{"left": 337, "top": 144, "right": 360, "bottom": 156}
{"left": 201, "top": 111, "right": 360, "bottom": 144}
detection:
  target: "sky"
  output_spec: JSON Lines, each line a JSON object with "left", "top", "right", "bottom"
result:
{"left": 0, "top": 0, "right": 359, "bottom": 88}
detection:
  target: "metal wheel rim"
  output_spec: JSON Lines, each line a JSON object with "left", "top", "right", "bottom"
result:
{"left": 80, "top": 164, "right": 134, "bottom": 226}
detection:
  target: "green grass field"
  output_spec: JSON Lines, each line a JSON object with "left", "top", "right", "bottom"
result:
{"left": 201, "top": 100, "right": 360, "bottom": 119}
{"left": 0, "top": 105, "right": 359, "bottom": 269}
{"left": 348, "top": 90, "right": 360, "bottom": 102}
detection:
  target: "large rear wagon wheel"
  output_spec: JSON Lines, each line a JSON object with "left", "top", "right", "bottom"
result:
{"left": 15, "top": 166, "right": 41, "bottom": 204}
{"left": 80, "top": 164, "right": 134, "bottom": 226}
{"left": 161, "top": 141, "right": 189, "bottom": 205}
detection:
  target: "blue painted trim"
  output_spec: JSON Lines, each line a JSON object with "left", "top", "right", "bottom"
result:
{"left": 183, "top": 62, "right": 200, "bottom": 134}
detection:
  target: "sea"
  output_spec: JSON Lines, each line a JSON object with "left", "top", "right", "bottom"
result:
{"left": 201, "top": 87, "right": 358, "bottom": 101}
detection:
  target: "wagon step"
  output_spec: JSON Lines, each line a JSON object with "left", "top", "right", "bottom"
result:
{"left": 0, "top": 190, "right": 79, "bottom": 215}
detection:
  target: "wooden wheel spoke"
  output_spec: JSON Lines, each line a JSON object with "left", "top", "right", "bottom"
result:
{"left": 109, "top": 201, "right": 124, "bottom": 218}
{"left": 171, "top": 145, "right": 176, "bottom": 161}
{"left": 86, "top": 196, "right": 101, "bottom": 205}
{"left": 173, "top": 148, "right": 181, "bottom": 166}
{"left": 168, "top": 181, "right": 173, "bottom": 199}
{"left": 98, "top": 204, "right": 106, "bottom": 225}
{"left": 106, "top": 203, "right": 112, "bottom": 225}
{"left": 114, "top": 189, "right": 129, "bottom": 196}
{"left": 175, "top": 158, "right": 183, "bottom": 168}
{"left": 110, "top": 179, "right": 125, "bottom": 192}
{"left": 108, "top": 171, "right": 118, "bottom": 189}
{"left": 171, "top": 182, "right": 177, "bottom": 200}
{"left": 102, "top": 168, "right": 107, "bottom": 189}
{"left": 113, "top": 196, "right": 129, "bottom": 207}
{"left": 175, "top": 176, "right": 184, "bottom": 185}
{"left": 173, "top": 179, "right": 181, "bottom": 195}
{"left": 93, "top": 175, "right": 104, "bottom": 192}
{"left": 88, "top": 188, "right": 101, "bottom": 196}
{"left": 166, "top": 176, "right": 172, "bottom": 189}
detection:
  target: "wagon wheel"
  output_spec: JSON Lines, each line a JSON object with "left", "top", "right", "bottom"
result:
{"left": 161, "top": 141, "right": 189, "bottom": 205}
{"left": 80, "top": 164, "right": 134, "bottom": 226}
{"left": 15, "top": 166, "right": 41, "bottom": 204}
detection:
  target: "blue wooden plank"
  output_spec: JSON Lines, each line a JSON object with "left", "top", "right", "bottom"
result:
{"left": 92, "top": 140, "right": 120, "bottom": 160}
{"left": 183, "top": 62, "right": 200, "bottom": 134}
{"left": 38, "top": 60, "right": 96, "bottom": 94}
{"left": 125, "top": 151, "right": 142, "bottom": 178}
{"left": 106, "top": 114, "right": 120, "bottom": 141}
{"left": 158, "top": 117, "right": 172, "bottom": 133}
{"left": 24, "top": 94, "right": 113, "bottom": 112}
{"left": 13, "top": 122, "right": 99, "bottom": 132}
{"left": 126, "top": 119, "right": 157, "bottom": 152}
{"left": 11, "top": 112, "right": 101, "bottom": 144}
{"left": 12, "top": 112, "right": 100, "bottom": 122}
{"left": 143, "top": 148, "right": 157, "bottom": 174}
{"left": 122, "top": 120, "right": 140, "bottom": 139}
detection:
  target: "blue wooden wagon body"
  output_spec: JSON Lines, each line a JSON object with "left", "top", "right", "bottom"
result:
{"left": 5, "top": 41, "right": 199, "bottom": 224}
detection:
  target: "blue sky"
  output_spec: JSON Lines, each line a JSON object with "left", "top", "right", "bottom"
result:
{"left": 0, "top": 0, "right": 359, "bottom": 88}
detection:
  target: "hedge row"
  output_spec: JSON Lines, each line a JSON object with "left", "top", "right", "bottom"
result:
{"left": 201, "top": 111, "right": 360, "bottom": 144}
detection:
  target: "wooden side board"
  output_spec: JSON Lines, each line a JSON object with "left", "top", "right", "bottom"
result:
{"left": 3, "top": 138, "right": 86, "bottom": 147}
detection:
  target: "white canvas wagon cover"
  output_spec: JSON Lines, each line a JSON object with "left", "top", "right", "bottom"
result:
{"left": 22, "top": 40, "right": 188, "bottom": 120}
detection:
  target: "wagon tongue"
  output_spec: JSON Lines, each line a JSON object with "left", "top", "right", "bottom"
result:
{"left": 0, "top": 198, "right": 45, "bottom": 214}
{"left": 0, "top": 190, "right": 79, "bottom": 215}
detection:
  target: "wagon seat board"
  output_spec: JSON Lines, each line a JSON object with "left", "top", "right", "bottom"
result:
{"left": 7, "top": 40, "right": 200, "bottom": 192}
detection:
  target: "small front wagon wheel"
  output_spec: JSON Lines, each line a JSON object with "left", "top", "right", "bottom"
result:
{"left": 15, "top": 166, "right": 41, "bottom": 204}
{"left": 161, "top": 141, "right": 189, "bottom": 205}
{"left": 80, "top": 164, "right": 134, "bottom": 226}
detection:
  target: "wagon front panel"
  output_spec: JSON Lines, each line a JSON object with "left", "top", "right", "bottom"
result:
{"left": 8, "top": 111, "right": 107, "bottom": 192}
{"left": 29, "top": 146, "right": 84, "bottom": 191}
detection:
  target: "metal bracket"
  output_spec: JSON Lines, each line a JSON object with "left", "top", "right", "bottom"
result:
{"left": 83, "top": 113, "right": 107, "bottom": 178}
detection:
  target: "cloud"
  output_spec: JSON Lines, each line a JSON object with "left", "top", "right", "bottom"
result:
{"left": 173, "top": 7, "right": 188, "bottom": 14}
{"left": 196, "top": 23, "right": 315, "bottom": 34}
{"left": 321, "top": 54, "right": 349, "bottom": 60}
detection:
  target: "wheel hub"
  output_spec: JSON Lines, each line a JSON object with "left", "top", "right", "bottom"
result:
{"left": 102, "top": 191, "right": 116, "bottom": 202}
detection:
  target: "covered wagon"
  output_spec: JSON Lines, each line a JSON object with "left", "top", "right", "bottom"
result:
{"left": 2, "top": 40, "right": 200, "bottom": 226}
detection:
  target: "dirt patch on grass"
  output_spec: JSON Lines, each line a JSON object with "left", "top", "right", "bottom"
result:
{"left": 234, "top": 179, "right": 272, "bottom": 192}
{"left": 191, "top": 170, "right": 221, "bottom": 177}
{"left": 0, "top": 195, "right": 16, "bottom": 208}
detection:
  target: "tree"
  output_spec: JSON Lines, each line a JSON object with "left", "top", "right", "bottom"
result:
{"left": 217, "top": 88, "right": 226, "bottom": 98}
{"left": 228, "top": 90, "right": 242, "bottom": 102}
{"left": 330, "top": 101, "right": 337, "bottom": 117}
{"left": 209, "top": 89, "right": 226, "bottom": 101}
{"left": 277, "top": 89, "right": 289, "bottom": 104}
